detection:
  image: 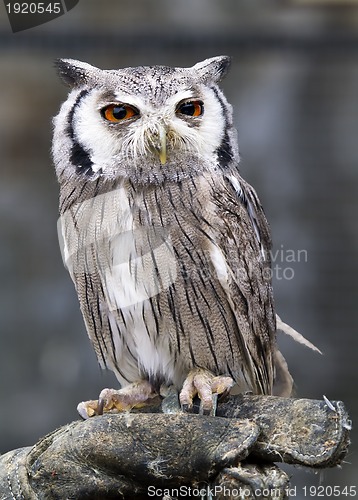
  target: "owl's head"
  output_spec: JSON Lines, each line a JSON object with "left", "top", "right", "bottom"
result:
{"left": 52, "top": 56, "right": 239, "bottom": 184}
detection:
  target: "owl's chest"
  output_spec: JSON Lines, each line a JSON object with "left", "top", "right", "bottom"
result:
{"left": 101, "top": 179, "right": 218, "bottom": 310}
{"left": 65, "top": 177, "right": 242, "bottom": 384}
{"left": 99, "top": 181, "right": 218, "bottom": 384}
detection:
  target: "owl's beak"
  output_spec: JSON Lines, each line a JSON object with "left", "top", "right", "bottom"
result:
{"left": 148, "top": 124, "right": 167, "bottom": 165}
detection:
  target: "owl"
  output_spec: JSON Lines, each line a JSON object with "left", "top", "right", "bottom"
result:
{"left": 53, "top": 56, "right": 289, "bottom": 418}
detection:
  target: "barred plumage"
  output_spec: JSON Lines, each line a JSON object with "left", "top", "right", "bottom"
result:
{"left": 53, "top": 56, "right": 287, "bottom": 416}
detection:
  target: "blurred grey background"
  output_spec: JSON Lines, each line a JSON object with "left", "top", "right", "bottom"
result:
{"left": 0, "top": 0, "right": 357, "bottom": 494}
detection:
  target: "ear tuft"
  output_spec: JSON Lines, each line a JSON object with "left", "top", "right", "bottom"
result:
{"left": 54, "top": 58, "right": 97, "bottom": 88}
{"left": 192, "top": 56, "right": 231, "bottom": 84}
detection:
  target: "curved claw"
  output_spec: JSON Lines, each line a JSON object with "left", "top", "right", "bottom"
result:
{"left": 179, "top": 368, "right": 234, "bottom": 415}
{"left": 97, "top": 397, "right": 105, "bottom": 416}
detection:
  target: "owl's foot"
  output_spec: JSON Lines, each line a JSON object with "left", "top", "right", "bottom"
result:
{"left": 179, "top": 368, "right": 234, "bottom": 416}
{"left": 77, "top": 380, "right": 159, "bottom": 419}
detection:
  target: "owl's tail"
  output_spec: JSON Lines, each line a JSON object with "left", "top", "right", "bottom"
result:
{"left": 273, "top": 315, "right": 322, "bottom": 398}
{"left": 276, "top": 315, "right": 322, "bottom": 354}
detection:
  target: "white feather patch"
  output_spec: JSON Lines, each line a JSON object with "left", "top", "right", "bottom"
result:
{"left": 210, "top": 243, "right": 230, "bottom": 285}
{"left": 228, "top": 174, "right": 243, "bottom": 198}
{"left": 107, "top": 303, "right": 184, "bottom": 388}
{"left": 104, "top": 237, "right": 177, "bottom": 310}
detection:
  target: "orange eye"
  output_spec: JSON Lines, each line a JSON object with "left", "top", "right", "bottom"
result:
{"left": 176, "top": 100, "right": 204, "bottom": 117}
{"left": 102, "top": 103, "right": 138, "bottom": 122}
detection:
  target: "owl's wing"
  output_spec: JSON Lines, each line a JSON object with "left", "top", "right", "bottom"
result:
{"left": 211, "top": 170, "right": 276, "bottom": 394}
{"left": 224, "top": 172, "right": 272, "bottom": 260}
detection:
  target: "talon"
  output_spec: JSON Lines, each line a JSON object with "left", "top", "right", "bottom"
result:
{"left": 200, "top": 393, "right": 219, "bottom": 416}
{"left": 77, "top": 400, "right": 100, "bottom": 419}
{"left": 181, "top": 403, "right": 190, "bottom": 413}
{"left": 77, "top": 380, "right": 158, "bottom": 418}
{"left": 179, "top": 368, "right": 234, "bottom": 415}
{"left": 97, "top": 397, "right": 105, "bottom": 416}
{"left": 201, "top": 406, "right": 211, "bottom": 416}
